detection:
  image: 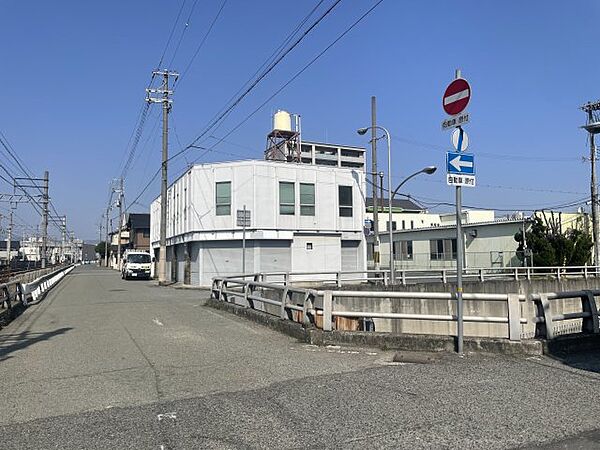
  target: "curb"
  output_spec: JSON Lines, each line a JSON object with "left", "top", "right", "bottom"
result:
{"left": 206, "top": 299, "right": 544, "bottom": 356}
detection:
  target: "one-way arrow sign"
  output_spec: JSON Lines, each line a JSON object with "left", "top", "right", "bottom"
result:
{"left": 446, "top": 152, "right": 475, "bottom": 175}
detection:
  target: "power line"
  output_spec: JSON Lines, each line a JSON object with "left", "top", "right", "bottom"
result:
{"left": 186, "top": 0, "right": 385, "bottom": 165}
{"left": 126, "top": 0, "right": 382, "bottom": 207}
{"left": 167, "top": 0, "right": 200, "bottom": 69}
{"left": 185, "top": 0, "right": 345, "bottom": 150}
{"left": 175, "top": 0, "right": 229, "bottom": 87}
{"left": 157, "top": 0, "right": 188, "bottom": 69}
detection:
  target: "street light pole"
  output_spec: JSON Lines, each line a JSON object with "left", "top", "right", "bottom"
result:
{"left": 389, "top": 166, "right": 437, "bottom": 262}
{"left": 385, "top": 129, "right": 394, "bottom": 284}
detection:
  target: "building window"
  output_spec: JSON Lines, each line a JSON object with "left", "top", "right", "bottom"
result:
{"left": 306, "top": 242, "right": 313, "bottom": 250}
{"left": 410, "top": 220, "right": 414, "bottom": 229}
{"left": 393, "top": 241, "right": 413, "bottom": 260}
{"left": 402, "top": 220, "right": 406, "bottom": 230}
{"left": 430, "top": 238, "right": 457, "bottom": 260}
{"left": 386, "top": 221, "right": 397, "bottom": 231}
{"left": 300, "top": 183, "right": 315, "bottom": 216}
{"left": 279, "top": 182, "right": 295, "bottom": 215}
{"left": 215, "top": 181, "right": 231, "bottom": 216}
{"left": 338, "top": 185, "right": 353, "bottom": 217}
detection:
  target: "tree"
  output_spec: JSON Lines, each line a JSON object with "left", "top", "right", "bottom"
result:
{"left": 514, "top": 217, "right": 593, "bottom": 266}
{"left": 95, "top": 241, "right": 110, "bottom": 259}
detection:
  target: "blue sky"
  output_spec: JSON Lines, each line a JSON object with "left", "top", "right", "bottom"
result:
{"left": 0, "top": 0, "right": 598, "bottom": 241}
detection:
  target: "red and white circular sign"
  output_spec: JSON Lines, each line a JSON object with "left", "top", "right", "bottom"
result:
{"left": 443, "top": 78, "right": 471, "bottom": 116}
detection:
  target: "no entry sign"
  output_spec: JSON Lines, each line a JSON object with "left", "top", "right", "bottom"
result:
{"left": 443, "top": 78, "right": 471, "bottom": 116}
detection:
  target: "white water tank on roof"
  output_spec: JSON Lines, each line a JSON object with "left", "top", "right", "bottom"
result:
{"left": 273, "top": 110, "right": 292, "bottom": 132}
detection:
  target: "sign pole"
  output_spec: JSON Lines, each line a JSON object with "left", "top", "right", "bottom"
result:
{"left": 242, "top": 204, "right": 246, "bottom": 274}
{"left": 454, "top": 68, "right": 464, "bottom": 356}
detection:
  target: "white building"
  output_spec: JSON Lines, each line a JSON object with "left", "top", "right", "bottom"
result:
{"left": 150, "top": 159, "right": 367, "bottom": 286}
{"left": 366, "top": 199, "right": 496, "bottom": 232}
{"left": 371, "top": 217, "right": 528, "bottom": 270}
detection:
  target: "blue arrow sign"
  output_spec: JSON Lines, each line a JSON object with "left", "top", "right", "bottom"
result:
{"left": 446, "top": 152, "right": 475, "bottom": 175}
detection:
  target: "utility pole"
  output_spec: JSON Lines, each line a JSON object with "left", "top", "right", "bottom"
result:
{"left": 147, "top": 69, "right": 178, "bottom": 284}
{"left": 104, "top": 208, "right": 110, "bottom": 267}
{"left": 6, "top": 210, "right": 12, "bottom": 274}
{"left": 116, "top": 177, "right": 124, "bottom": 270}
{"left": 41, "top": 171, "right": 49, "bottom": 269}
{"left": 371, "top": 96, "right": 380, "bottom": 271}
{"left": 582, "top": 101, "right": 600, "bottom": 268}
{"left": 61, "top": 216, "right": 67, "bottom": 264}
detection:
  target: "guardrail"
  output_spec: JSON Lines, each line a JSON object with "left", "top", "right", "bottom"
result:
{"left": 222, "top": 266, "right": 600, "bottom": 287}
{"left": 531, "top": 290, "right": 600, "bottom": 339}
{"left": 0, "top": 264, "right": 76, "bottom": 323}
{"left": 211, "top": 274, "right": 600, "bottom": 343}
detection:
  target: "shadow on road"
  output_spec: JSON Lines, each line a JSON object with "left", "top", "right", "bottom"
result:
{"left": 544, "top": 335, "right": 600, "bottom": 374}
{"left": 0, "top": 327, "right": 73, "bottom": 362}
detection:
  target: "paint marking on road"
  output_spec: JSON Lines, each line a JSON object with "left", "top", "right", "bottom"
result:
{"left": 153, "top": 318, "right": 164, "bottom": 327}
{"left": 157, "top": 412, "right": 176, "bottom": 421}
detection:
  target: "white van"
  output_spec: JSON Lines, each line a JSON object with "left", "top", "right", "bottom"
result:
{"left": 121, "top": 251, "right": 152, "bottom": 280}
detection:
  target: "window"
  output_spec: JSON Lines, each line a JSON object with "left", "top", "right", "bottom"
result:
{"left": 410, "top": 220, "right": 414, "bottom": 229}
{"left": 430, "top": 238, "right": 457, "bottom": 260}
{"left": 402, "top": 220, "right": 406, "bottom": 230}
{"left": 393, "top": 241, "right": 413, "bottom": 260}
{"left": 338, "top": 185, "right": 353, "bottom": 217}
{"left": 300, "top": 183, "right": 315, "bottom": 216}
{"left": 215, "top": 181, "right": 231, "bottom": 216}
{"left": 306, "top": 242, "right": 313, "bottom": 250}
{"left": 386, "top": 221, "right": 397, "bottom": 231}
{"left": 279, "top": 182, "right": 295, "bottom": 215}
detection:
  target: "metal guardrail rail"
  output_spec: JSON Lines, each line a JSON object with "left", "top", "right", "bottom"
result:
{"left": 223, "top": 266, "right": 600, "bottom": 287}
{"left": 211, "top": 273, "right": 600, "bottom": 343}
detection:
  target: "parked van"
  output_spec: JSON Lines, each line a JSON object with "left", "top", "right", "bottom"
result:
{"left": 121, "top": 251, "right": 152, "bottom": 280}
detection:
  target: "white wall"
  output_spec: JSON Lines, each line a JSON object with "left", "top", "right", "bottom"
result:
{"left": 150, "top": 159, "right": 367, "bottom": 284}
{"left": 151, "top": 160, "right": 366, "bottom": 243}
{"left": 374, "top": 220, "right": 524, "bottom": 270}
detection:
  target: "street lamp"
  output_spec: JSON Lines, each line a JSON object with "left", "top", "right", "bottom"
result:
{"left": 357, "top": 125, "right": 394, "bottom": 283}
{"left": 390, "top": 166, "right": 437, "bottom": 265}
{"left": 391, "top": 166, "right": 437, "bottom": 201}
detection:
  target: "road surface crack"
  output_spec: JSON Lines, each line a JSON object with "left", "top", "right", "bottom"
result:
{"left": 122, "top": 324, "right": 164, "bottom": 400}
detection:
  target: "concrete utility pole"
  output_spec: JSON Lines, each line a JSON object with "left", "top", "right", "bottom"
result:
{"left": 104, "top": 208, "right": 110, "bottom": 267}
{"left": 6, "top": 210, "right": 12, "bottom": 273}
{"left": 147, "top": 69, "right": 178, "bottom": 284}
{"left": 61, "top": 216, "right": 67, "bottom": 263}
{"left": 116, "top": 177, "right": 124, "bottom": 270}
{"left": 371, "top": 96, "right": 380, "bottom": 271}
{"left": 582, "top": 101, "right": 600, "bottom": 267}
{"left": 41, "top": 171, "right": 49, "bottom": 269}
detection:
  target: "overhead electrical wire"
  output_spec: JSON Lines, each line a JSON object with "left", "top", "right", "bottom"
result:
{"left": 184, "top": 0, "right": 345, "bottom": 151}
{"left": 127, "top": 0, "right": 386, "bottom": 212}
{"left": 183, "top": 0, "right": 385, "bottom": 165}
{"left": 175, "top": 0, "right": 229, "bottom": 87}
{"left": 167, "top": 0, "right": 200, "bottom": 69}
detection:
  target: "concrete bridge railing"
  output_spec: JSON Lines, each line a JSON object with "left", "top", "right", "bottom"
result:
{"left": 0, "top": 264, "right": 76, "bottom": 323}
{"left": 211, "top": 273, "right": 600, "bottom": 343}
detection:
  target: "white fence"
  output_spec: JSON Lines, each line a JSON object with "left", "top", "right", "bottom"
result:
{"left": 220, "top": 266, "right": 600, "bottom": 287}
{"left": 0, "top": 265, "right": 76, "bottom": 321}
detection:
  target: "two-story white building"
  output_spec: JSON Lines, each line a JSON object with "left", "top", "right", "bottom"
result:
{"left": 150, "top": 159, "right": 367, "bottom": 286}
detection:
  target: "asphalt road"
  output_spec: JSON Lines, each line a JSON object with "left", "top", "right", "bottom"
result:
{"left": 0, "top": 265, "right": 599, "bottom": 449}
